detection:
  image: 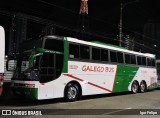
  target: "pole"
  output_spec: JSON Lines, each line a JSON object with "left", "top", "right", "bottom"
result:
{"left": 119, "top": 0, "right": 138, "bottom": 47}
{"left": 119, "top": 3, "right": 123, "bottom": 46}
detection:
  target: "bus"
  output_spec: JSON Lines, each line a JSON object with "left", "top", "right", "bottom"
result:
{"left": 0, "top": 26, "right": 5, "bottom": 96}
{"left": 7, "top": 35, "right": 157, "bottom": 101}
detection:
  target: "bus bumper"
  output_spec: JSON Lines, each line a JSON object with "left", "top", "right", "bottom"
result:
{"left": 13, "top": 87, "right": 38, "bottom": 100}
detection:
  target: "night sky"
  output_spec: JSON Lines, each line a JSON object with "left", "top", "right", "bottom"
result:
{"left": 1, "top": 0, "right": 160, "bottom": 53}
{"left": 1, "top": 0, "right": 160, "bottom": 31}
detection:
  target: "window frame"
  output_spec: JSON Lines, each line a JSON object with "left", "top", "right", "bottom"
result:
{"left": 67, "top": 41, "right": 156, "bottom": 68}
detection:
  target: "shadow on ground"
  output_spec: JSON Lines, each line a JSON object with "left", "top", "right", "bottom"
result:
{"left": 0, "top": 85, "right": 158, "bottom": 107}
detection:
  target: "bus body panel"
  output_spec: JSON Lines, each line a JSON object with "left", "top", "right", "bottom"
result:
{"left": 12, "top": 62, "right": 157, "bottom": 100}
{"left": 67, "top": 61, "right": 117, "bottom": 95}
{"left": 128, "top": 67, "right": 157, "bottom": 90}
{"left": 0, "top": 26, "right": 5, "bottom": 96}
{"left": 0, "top": 26, "right": 5, "bottom": 73}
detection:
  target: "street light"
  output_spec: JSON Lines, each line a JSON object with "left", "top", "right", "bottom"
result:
{"left": 119, "top": 0, "right": 139, "bottom": 46}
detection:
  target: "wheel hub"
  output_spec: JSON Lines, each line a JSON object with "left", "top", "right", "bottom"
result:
{"left": 133, "top": 84, "right": 138, "bottom": 93}
{"left": 67, "top": 87, "right": 77, "bottom": 100}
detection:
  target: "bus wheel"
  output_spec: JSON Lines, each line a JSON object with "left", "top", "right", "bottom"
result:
{"left": 140, "top": 81, "right": 147, "bottom": 93}
{"left": 131, "top": 81, "right": 139, "bottom": 94}
{"left": 64, "top": 83, "right": 79, "bottom": 102}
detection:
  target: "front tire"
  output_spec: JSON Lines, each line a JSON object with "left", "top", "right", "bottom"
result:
{"left": 64, "top": 83, "right": 79, "bottom": 102}
{"left": 131, "top": 81, "right": 139, "bottom": 94}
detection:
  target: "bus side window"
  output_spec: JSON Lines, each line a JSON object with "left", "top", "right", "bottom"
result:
{"left": 69, "top": 44, "right": 79, "bottom": 59}
{"left": 80, "top": 45, "right": 90, "bottom": 60}
{"left": 137, "top": 56, "right": 142, "bottom": 65}
{"left": 117, "top": 52, "right": 124, "bottom": 63}
{"left": 92, "top": 47, "right": 100, "bottom": 61}
{"left": 147, "top": 58, "right": 152, "bottom": 66}
{"left": 151, "top": 59, "right": 155, "bottom": 67}
{"left": 110, "top": 51, "right": 117, "bottom": 63}
{"left": 131, "top": 55, "right": 136, "bottom": 65}
{"left": 101, "top": 49, "right": 108, "bottom": 62}
{"left": 142, "top": 57, "right": 146, "bottom": 66}
{"left": 125, "top": 54, "right": 131, "bottom": 64}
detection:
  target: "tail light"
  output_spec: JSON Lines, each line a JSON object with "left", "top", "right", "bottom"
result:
{"left": 25, "top": 84, "right": 35, "bottom": 88}
{"left": 0, "top": 75, "right": 4, "bottom": 87}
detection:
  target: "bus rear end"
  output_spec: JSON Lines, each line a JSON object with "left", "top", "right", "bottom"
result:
{"left": 0, "top": 26, "right": 5, "bottom": 96}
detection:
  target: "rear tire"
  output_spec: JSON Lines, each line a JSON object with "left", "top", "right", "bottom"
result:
{"left": 64, "top": 83, "right": 79, "bottom": 102}
{"left": 140, "top": 81, "right": 147, "bottom": 93}
{"left": 131, "top": 81, "right": 139, "bottom": 94}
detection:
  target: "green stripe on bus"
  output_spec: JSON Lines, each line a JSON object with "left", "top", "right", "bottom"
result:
{"left": 113, "top": 65, "right": 139, "bottom": 92}
{"left": 63, "top": 37, "right": 68, "bottom": 73}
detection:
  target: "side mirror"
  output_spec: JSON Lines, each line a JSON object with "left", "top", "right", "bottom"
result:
{"left": 6, "top": 59, "right": 17, "bottom": 71}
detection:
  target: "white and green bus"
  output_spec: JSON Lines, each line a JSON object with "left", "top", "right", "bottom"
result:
{"left": 7, "top": 35, "right": 157, "bottom": 101}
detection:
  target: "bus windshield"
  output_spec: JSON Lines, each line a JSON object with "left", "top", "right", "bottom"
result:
{"left": 12, "top": 36, "right": 64, "bottom": 83}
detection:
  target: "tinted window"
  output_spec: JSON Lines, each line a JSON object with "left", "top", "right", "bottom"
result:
{"left": 55, "top": 54, "right": 64, "bottom": 78}
{"left": 40, "top": 53, "right": 55, "bottom": 83}
{"left": 117, "top": 52, "right": 124, "bottom": 63}
{"left": 101, "top": 49, "right": 108, "bottom": 62}
{"left": 69, "top": 44, "right": 79, "bottom": 59}
{"left": 142, "top": 57, "right": 146, "bottom": 66}
{"left": 39, "top": 53, "right": 63, "bottom": 83}
{"left": 147, "top": 58, "right": 155, "bottom": 67}
{"left": 80, "top": 45, "right": 90, "bottom": 60}
{"left": 147, "top": 58, "right": 152, "bottom": 66}
{"left": 110, "top": 51, "right": 117, "bottom": 62}
{"left": 125, "top": 54, "right": 130, "bottom": 64}
{"left": 137, "top": 56, "right": 142, "bottom": 65}
{"left": 151, "top": 59, "right": 155, "bottom": 66}
{"left": 92, "top": 48, "right": 100, "bottom": 60}
{"left": 131, "top": 55, "right": 136, "bottom": 64}
{"left": 44, "top": 39, "right": 64, "bottom": 52}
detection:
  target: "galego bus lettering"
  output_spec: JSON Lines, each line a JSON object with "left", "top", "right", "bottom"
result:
{"left": 82, "top": 65, "right": 114, "bottom": 72}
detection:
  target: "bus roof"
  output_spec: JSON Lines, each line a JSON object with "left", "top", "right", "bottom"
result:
{"left": 92, "top": 41, "right": 127, "bottom": 50}
{"left": 67, "top": 37, "right": 155, "bottom": 58}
